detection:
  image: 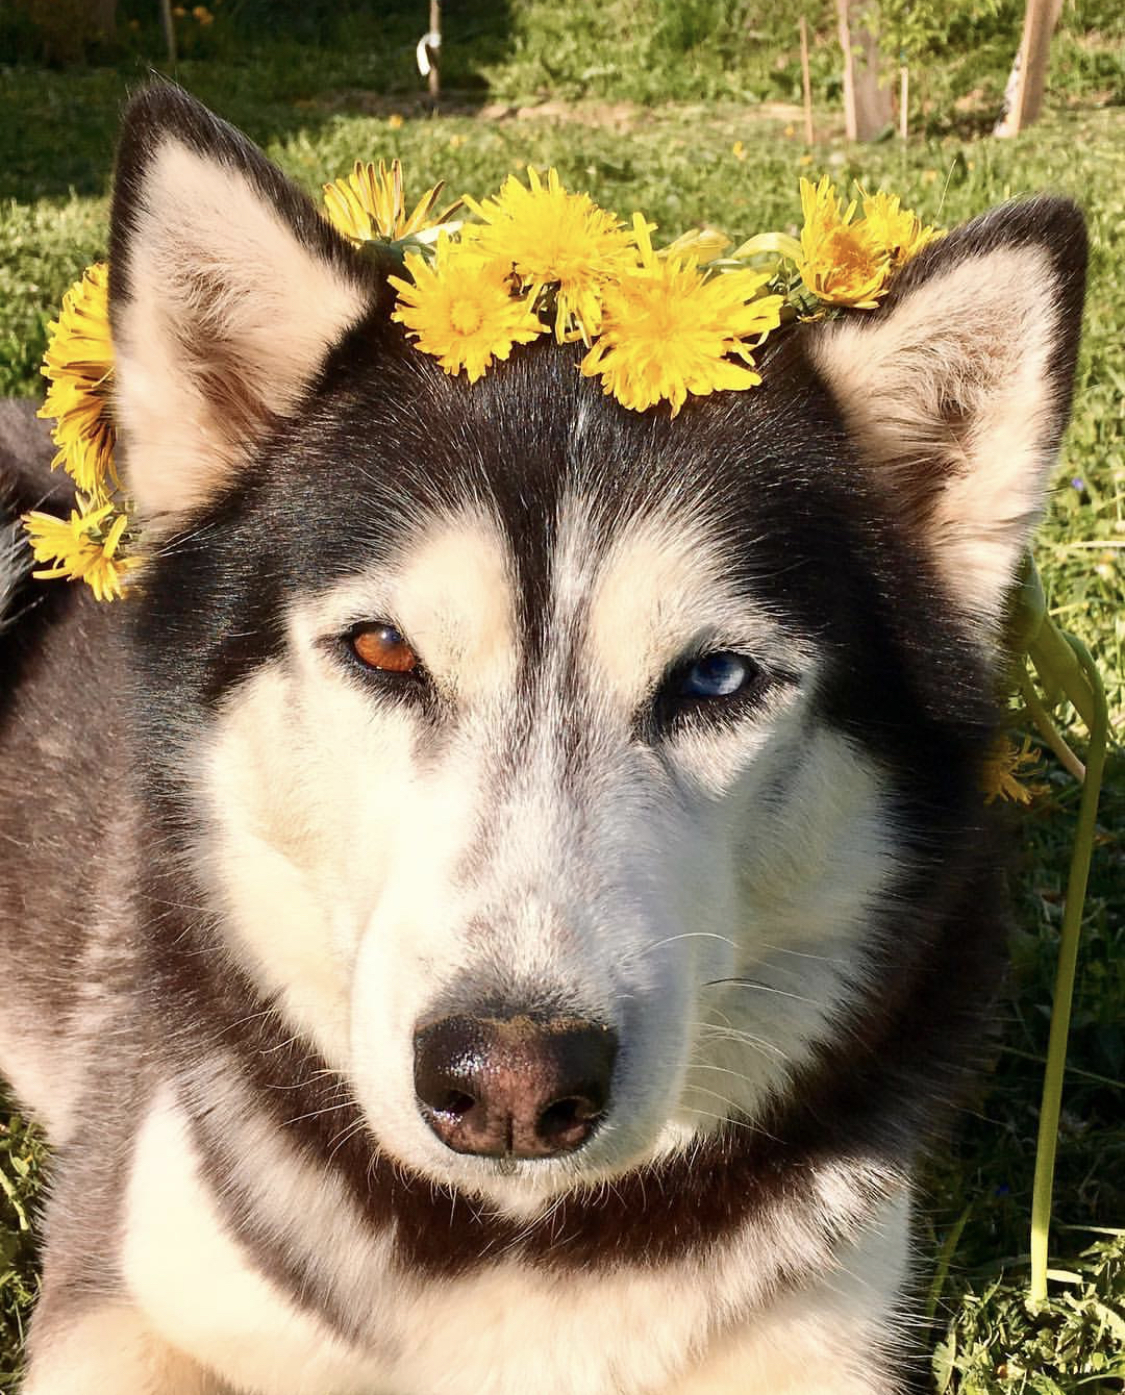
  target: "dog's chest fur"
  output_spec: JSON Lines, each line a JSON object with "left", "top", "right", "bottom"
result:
{"left": 122, "top": 1089, "right": 909, "bottom": 1395}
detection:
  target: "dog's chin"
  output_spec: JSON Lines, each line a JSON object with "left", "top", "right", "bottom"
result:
{"left": 383, "top": 1113, "right": 707, "bottom": 1220}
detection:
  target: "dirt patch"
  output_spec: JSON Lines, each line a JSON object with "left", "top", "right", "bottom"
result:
{"left": 478, "top": 99, "right": 642, "bottom": 130}
{"left": 308, "top": 89, "right": 813, "bottom": 133}
{"left": 478, "top": 97, "right": 810, "bottom": 129}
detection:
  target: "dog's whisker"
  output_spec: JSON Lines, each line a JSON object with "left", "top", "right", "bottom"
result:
{"left": 701, "top": 978, "right": 822, "bottom": 1007}
{"left": 325, "top": 1115, "right": 368, "bottom": 1166}
{"left": 701, "top": 1035, "right": 786, "bottom": 1060}
{"left": 692, "top": 1029, "right": 788, "bottom": 1063}
{"left": 679, "top": 1108, "right": 769, "bottom": 1137}
{"left": 755, "top": 942, "right": 848, "bottom": 966}
{"left": 683, "top": 1083, "right": 753, "bottom": 1114}
{"left": 637, "top": 931, "right": 739, "bottom": 957}
{"left": 280, "top": 1102, "right": 356, "bottom": 1127}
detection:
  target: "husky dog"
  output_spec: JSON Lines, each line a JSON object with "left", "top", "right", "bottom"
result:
{"left": 0, "top": 85, "right": 1086, "bottom": 1395}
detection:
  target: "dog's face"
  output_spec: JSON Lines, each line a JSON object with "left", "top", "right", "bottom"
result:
{"left": 109, "top": 89, "right": 1084, "bottom": 1211}
{"left": 152, "top": 355, "right": 913, "bottom": 1209}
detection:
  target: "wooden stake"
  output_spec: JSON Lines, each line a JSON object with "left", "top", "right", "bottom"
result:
{"left": 159, "top": 0, "right": 177, "bottom": 64}
{"left": 836, "top": 0, "right": 893, "bottom": 141}
{"left": 899, "top": 63, "right": 908, "bottom": 140}
{"left": 1010, "top": 0, "right": 1061, "bottom": 135}
{"left": 428, "top": 0, "right": 441, "bottom": 99}
{"left": 799, "top": 17, "right": 814, "bottom": 145}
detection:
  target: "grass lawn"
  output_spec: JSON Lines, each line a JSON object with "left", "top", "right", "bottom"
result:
{"left": 1, "top": 6, "right": 1123, "bottom": 1389}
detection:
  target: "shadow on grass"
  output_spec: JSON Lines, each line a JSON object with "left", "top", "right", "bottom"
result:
{"left": 0, "top": 0, "right": 514, "bottom": 204}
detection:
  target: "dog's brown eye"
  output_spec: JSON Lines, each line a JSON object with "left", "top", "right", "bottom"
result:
{"left": 349, "top": 624, "right": 419, "bottom": 675}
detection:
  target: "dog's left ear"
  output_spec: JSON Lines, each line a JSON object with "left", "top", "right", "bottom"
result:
{"left": 809, "top": 197, "right": 1086, "bottom": 635}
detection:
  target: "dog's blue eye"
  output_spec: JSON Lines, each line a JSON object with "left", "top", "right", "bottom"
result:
{"left": 681, "top": 652, "right": 755, "bottom": 699}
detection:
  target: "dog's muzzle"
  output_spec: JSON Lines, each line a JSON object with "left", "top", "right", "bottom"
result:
{"left": 413, "top": 1013, "right": 618, "bottom": 1159}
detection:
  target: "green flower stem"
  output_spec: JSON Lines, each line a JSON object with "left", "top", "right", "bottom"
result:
{"left": 730, "top": 231, "right": 802, "bottom": 262}
{"left": 1028, "top": 634, "right": 1109, "bottom": 1306}
{"left": 925, "top": 1205, "right": 972, "bottom": 1323}
{"left": 1028, "top": 615, "right": 1098, "bottom": 731}
{"left": 1019, "top": 665, "right": 1087, "bottom": 782}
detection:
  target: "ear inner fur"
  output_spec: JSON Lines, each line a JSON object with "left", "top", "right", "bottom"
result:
{"left": 808, "top": 198, "right": 1086, "bottom": 636}
{"left": 109, "top": 84, "right": 381, "bottom": 523}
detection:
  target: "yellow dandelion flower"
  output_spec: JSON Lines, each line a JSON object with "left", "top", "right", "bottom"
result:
{"left": 981, "top": 735, "right": 1046, "bottom": 806}
{"left": 861, "top": 189, "right": 939, "bottom": 268}
{"left": 323, "top": 160, "right": 460, "bottom": 246}
{"left": 389, "top": 239, "right": 546, "bottom": 383}
{"left": 797, "top": 176, "right": 890, "bottom": 309}
{"left": 580, "top": 214, "right": 784, "bottom": 417}
{"left": 38, "top": 263, "right": 116, "bottom": 498}
{"left": 22, "top": 501, "right": 139, "bottom": 603}
{"left": 460, "top": 168, "right": 636, "bottom": 341}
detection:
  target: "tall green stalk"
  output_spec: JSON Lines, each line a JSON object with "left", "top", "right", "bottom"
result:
{"left": 1023, "top": 631, "right": 1109, "bottom": 1304}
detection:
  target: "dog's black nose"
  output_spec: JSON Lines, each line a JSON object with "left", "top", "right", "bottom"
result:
{"left": 413, "top": 1014, "right": 617, "bottom": 1158}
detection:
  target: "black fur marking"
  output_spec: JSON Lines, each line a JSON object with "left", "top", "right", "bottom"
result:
{"left": 0, "top": 402, "right": 79, "bottom": 723}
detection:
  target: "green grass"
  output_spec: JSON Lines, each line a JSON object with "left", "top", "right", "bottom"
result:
{"left": 0, "top": 1113, "right": 45, "bottom": 1386}
{"left": 1, "top": 11, "right": 1123, "bottom": 1391}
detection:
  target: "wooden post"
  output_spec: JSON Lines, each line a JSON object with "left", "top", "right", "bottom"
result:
{"left": 1009, "top": 0, "right": 1062, "bottom": 135}
{"left": 428, "top": 0, "right": 441, "bottom": 99}
{"left": 159, "top": 0, "right": 177, "bottom": 64}
{"left": 799, "top": 17, "right": 814, "bottom": 145}
{"left": 836, "top": 0, "right": 893, "bottom": 141}
{"left": 899, "top": 64, "right": 908, "bottom": 140}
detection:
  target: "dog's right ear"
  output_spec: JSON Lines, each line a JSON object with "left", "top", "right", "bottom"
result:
{"left": 807, "top": 197, "right": 1086, "bottom": 639}
{"left": 109, "top": 84, "right": 379, "bottom": 521}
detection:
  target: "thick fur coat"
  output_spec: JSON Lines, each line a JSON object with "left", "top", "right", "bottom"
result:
{"left": 0, "top": 86, "right": 1086, "bottom": 1395}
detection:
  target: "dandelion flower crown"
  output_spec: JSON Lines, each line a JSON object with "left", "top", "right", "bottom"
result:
{"left": 21, "top": 167, "right": 936, "bottom": 605}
